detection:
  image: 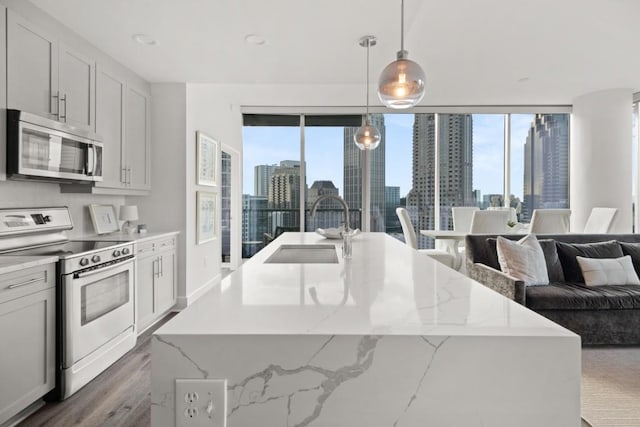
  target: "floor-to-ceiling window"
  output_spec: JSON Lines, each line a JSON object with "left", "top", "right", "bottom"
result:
{"left": 241, "top": 109, "right": 570, "bottom": 256}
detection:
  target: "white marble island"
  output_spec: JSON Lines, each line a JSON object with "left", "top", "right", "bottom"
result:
{"left": 152, "top": 232, "right": 580, "bottom": 427}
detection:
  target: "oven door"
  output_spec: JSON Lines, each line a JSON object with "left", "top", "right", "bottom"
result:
{"left": 62, "top": 259, "right": 135, "bottom": 368}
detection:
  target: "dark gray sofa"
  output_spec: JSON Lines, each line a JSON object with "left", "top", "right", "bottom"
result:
{"left": 466, "top": 233, "right": 640, "bottom": 345}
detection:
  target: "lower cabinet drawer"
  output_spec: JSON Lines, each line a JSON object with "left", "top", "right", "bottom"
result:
{"left": 0, "top": 264, "right": 55, "bottom": 304}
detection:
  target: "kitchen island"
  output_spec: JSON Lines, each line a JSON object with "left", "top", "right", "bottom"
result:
{"left": 151, "top": 232, "right": 580, "bottom": 427}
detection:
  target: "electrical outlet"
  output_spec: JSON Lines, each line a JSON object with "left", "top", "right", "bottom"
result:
{"left": 175, "top": 378, "right": 227, "bottom": 427}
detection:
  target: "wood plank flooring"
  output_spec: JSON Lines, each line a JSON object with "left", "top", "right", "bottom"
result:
{"left": 20, "top": 313, "right": 176, "bottom": 427}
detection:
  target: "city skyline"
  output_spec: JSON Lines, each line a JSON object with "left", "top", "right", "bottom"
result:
{"left": 242, "top": 114, "right": 536, "bottom": 201}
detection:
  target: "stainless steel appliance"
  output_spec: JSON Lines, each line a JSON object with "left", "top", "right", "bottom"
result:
{"left": 0, "top": 207, "right": 135, "bottom": 400}
{"left": 6, "top": 110, "right": 103, "bottom": 183}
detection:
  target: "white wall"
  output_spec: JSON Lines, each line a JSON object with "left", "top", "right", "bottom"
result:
{"left": 571, "top": 88, "right": 634, "bottom": 232}
{"left": 0, "top": 180, "right": 123, "bottom": 237}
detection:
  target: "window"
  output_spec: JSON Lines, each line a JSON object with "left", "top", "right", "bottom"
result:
{"left": 242, "top": 110, "right": 570, "bottom": 257}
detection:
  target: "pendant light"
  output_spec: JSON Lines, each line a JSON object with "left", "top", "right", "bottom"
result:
{"left": 354, "top": 35, "right": 381, "bottom": 151}
{"left": 378, "top": 0, "right": 425, "bottom": 109}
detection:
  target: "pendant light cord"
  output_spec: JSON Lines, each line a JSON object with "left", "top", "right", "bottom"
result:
{"left": 365, "top": 40, "right": 370, "bottom": 119}
{"left": 400, "top": 0, "right": 405, "bottom": 52}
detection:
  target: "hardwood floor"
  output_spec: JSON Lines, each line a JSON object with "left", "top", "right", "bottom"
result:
{"left": 20, "top": 313, "right": 177, "bottom": 427}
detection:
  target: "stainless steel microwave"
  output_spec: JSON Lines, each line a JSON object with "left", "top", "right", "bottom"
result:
{"left": 7, "top": 109, "right": 103, "bottom": 183}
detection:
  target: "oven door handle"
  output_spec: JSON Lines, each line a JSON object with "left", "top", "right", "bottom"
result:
{"left": 74, "top": 257, "right": 135, "bottom": 279}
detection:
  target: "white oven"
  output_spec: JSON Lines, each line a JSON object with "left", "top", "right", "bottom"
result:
{"left": 60, "top": 252, "right": 136, "bottom": 398}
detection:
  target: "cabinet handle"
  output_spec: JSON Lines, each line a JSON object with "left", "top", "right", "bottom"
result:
{"left": 160, "top": 255, "right": 164, "bottom": 277}
{"left": 121, "top": 167, "right": 127, "bottom": 184}
{"left": 52, "top": 92, "right": 60, "bottom": 120}
{"left": 128, "top": 167, "right": 132, "bottom": 185}
{"left": 7, "top": 277, "right": 44, "bottom": 289}
{"left": 152, "top": 258, "right": 158, "bottom": 277}
{"left": 60, "top": 94, "right": 67, "bottom": 121}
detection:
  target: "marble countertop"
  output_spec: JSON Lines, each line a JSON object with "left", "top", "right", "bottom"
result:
{"left": 78, "top": 230, "right": 179, "bottom": 243}
{"left": 157, "top": 232, "right": 575, "bottom": 338}
{"left": 0, "top": 255, "right": 59, "bottom": 275}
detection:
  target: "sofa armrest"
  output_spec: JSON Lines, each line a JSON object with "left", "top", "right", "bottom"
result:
{"left": 467, "top": 262, "right": 526, "bottom": 304}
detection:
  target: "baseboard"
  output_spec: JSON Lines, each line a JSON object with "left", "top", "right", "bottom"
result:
{"left": 1, "top": 399, "right": 45, "bottom": 427}
{"left": 175, "top": 274, "right": 220, "bottom": 310}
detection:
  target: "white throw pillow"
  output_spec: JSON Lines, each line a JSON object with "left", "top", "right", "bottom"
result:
{"left": 576, "top": 255, "right": 640, "bottom": 286}
{"left": 496, "top": 234, "right": 549, "bottom": 286}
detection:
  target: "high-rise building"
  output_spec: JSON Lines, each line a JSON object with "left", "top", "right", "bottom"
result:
{"left": 343, "top": 114, "right": 386, "bottom": 231}
{"left": 242, "top": 194, "right": 268, "bottom": 257}
{"left": 522, "top": 114, "right": 569, "bottom": 222}
{"left": 407, "top": 114, "right": 473, "bottom": 235}
{"left": 268, "top": 162, "right": 301, "bottom": 209}
{"left": 385, "top": 186, "right": 401, "bottom": 233}
{"left": 307, "top": 180, "right": 344, "bottom": 229}
{"left": 254, "top": 164, "right": 277, "bottom": 197}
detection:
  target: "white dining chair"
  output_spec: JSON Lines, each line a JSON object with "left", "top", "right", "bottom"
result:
{"left": 583, "top": 207, "right": 617, "bottom": 233}
{"left": 529, "top": 209, "right": 571, "bottom": 234}
{"left": 396, "top": 208, "right": 455, "bottom": 268}
{"left": 487, "top": 206, "right": 517, "bottom": 223}
{"left": 452, "top": 206, "right": 479, "bottom": 233}
{"left": 469, "top": 210, "right": 510, "bottom": 233}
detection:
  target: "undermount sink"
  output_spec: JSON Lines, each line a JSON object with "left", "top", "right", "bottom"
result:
{"left": 264, "top": 244, "right": 339, "bottom": 264}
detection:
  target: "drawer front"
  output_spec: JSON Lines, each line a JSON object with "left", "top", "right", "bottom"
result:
{"left": 137, "top": 241, "right": 155, "bottom": 257}
{"left": 0, "top": 264, "right": 55, "bottom": 304}
{"left": 156, "top": 237, "right": 176, "bottom": 251}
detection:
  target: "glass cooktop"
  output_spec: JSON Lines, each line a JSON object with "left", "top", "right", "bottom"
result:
{"left": 5, "top": 240, "right": 132, "bottom": 258}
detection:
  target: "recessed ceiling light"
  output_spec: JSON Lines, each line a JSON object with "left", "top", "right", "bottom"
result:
{"left": 244, "top": 34, "right": 266, "bottom": 45}
{"left": 517, "top": 77, "right": 529, "bottom": 83}
{"left": 132, "top": 34, "right": 157, "bottom": 46}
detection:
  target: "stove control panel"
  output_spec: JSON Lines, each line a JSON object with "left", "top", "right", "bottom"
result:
{"left": 62, "top": 242, "right": 136, "bottom": 274}
{"left": 0, "top": 207, "right": 73, "bottom": 236}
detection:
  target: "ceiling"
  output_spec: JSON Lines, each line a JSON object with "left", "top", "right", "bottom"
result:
{"left": 30, "top": 0, "right": 640, "bottom": 104}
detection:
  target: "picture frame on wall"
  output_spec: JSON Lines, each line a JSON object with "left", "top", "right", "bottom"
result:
{"left": 196, "top": 131, "right": 217, "bottom": 186}
{"left": 88, "top": 204, "right": 119, "bottom": 234}
{"left": 196, "top": 191, "right": 217, "bottom": 244}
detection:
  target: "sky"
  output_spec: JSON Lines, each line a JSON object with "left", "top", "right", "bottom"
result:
{"left": 242, "top": 113, "right": 539, "bottom": 201}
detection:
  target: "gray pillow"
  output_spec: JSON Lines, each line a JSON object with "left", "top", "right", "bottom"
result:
{"left": 619, "top": 242, "right": 640, "bottom": 277}
{"left": 556, "top": 240, "right": 623, "bottom": 283}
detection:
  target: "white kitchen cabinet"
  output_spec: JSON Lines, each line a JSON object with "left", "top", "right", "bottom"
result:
{"left": 0, "top": 263, "right": 56, "bottom": 425}
{"left": 7, "top": 10, "right": 95, "bottom": 132}
{"left": 95, "top": 63, "right": 126, "bottom": 190}
{"left": 125, "top": 84, "right": 151, "bottom": 190}
{"left": 136, "top": 235, "right": 177, "bottom": 333}
{"left": 6, "top": 9, "right": 58, "bottom": 120}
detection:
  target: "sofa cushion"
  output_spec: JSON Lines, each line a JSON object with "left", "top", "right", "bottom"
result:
{"left": 555, "top": 240, "right": 623, "bottom": 283}
{"left": 619, "top": 242, "right": 640, "bottom": 277}
{"left": 486, "top": 237, "right": 565, "bottom": 282}
{"left": 577, "top": 255, "right": 640, "bottom": 286}
{"left": 496, "top": 235, "right": 549, "bottom": 286}
{"left": 526, "top": 282, "right": 640, "bottom": 310}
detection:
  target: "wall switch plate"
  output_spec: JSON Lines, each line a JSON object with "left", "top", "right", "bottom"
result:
{"left": 175, "top": 379, "right": 227, "bottom": 427}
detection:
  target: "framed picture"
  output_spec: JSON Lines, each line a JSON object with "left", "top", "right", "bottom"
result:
{"left": 197, "top": 131, "right": 217, "bottom": 186}
{"left": 88, "top": 204, "right": 119, "bottom": 234}
{"left": 196, "top": 191, "right": 217, "bottom": 244}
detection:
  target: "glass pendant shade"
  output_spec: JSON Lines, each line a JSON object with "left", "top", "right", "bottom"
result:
{"left": 354, "top": 118, "right": 381, "bottom": 150}
{"left": 378, "top": 51, "right": 426, "bottom": 109}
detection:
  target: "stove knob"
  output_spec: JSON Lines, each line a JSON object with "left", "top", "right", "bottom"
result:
{"left": 122, "top": 247, "right": 130, "bottom": 255}
{"left": 91, "top": 255, "right": 101, "bottom": 263}
{"left": 113, "top": 249, "right": 122, "bottom": 257}
{"left": 79, "top": 257, "right": 89, "bottom": 266}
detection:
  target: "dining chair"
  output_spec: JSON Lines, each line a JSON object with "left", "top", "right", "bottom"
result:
{"left": 583, "top": 207, "right": 617, "bottom": 233}
{"left": 452, "top": 206, "right": 479, "bottom": 233}
{"left": 396, "top": 207, "right": 455, "bottom": 268}
{"left": 487, "top": 206, "right": 517, "bottom": 223}
{"left": 529, "top": 209, "right": 571, "bottom": 234}
{"left": 469, "top": 210, "right": 510, "bottom": 233}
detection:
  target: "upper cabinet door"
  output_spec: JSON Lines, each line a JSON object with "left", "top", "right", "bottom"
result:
{"left": 59, "top": 43, "right": 95, "bottom": 131}
{"left": 126, "top": 85, "right": 151, "bottom": 190}
{"left": 7, "top": 10, "right": 58, "bottom": 120}
{"left": 95, "top": 63, "right": 125, "bottom": 189}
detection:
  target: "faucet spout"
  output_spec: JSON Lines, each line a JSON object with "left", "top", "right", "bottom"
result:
{"left": 309, "top": 194, "right": 351, "bottom": 232}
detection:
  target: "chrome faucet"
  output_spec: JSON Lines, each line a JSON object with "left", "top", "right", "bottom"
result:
{"left": 310, "top": 194, "right": 351, "bottom": 232}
